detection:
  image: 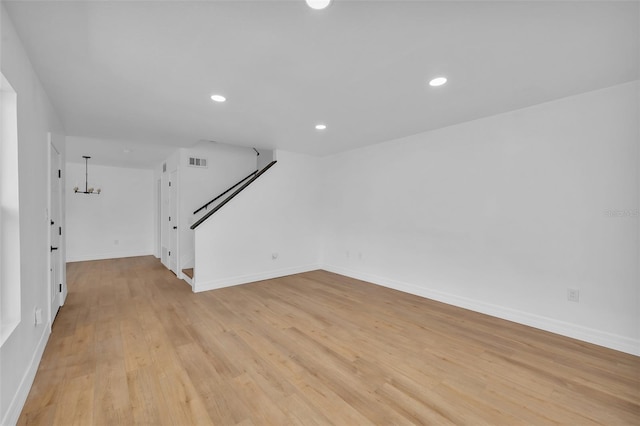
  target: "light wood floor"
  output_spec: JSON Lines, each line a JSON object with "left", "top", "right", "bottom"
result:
{"left": 19, "top": 256, "right": 639, "bottom": 425}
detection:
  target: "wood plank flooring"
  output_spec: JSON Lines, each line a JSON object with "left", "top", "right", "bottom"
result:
{"left": 19, "top": 256, "right": 640, "bottom": 425}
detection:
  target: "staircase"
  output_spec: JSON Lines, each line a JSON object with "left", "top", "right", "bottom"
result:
{"left": 181, "top": 159, "right": 277, "bottom": 287}
{"left": 181, "top": 267, "right": 194, "bottom": 286}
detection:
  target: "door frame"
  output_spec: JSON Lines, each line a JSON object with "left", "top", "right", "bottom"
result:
{"left": 156, "top": 178, "right": 161, "bottom": 258}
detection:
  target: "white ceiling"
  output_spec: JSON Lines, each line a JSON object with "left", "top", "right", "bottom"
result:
{"left": 4, "top": 0, "right": 639, "bottom": 166}
{"left": 65, "top": 135, "right": 178, "bottom": 169}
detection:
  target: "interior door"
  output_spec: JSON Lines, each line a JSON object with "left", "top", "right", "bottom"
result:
{"left": 156, "top": 178, "right": 161, "bottom": 258}
{"left": 168, "top": 170, "right": 178, "bottom": 274}
{"left": 49, "top": 141, "right": 62, "bottom": 324}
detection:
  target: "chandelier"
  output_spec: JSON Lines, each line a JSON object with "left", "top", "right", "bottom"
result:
{"left": 73, "top": 156, "right": 101, "bottom": 194}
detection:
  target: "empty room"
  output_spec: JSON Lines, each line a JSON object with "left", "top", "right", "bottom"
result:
{"left": 1, "top": 0, "right": 638, "bottom": 425}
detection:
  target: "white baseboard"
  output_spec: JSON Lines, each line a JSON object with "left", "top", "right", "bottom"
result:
{"left": 194, "top": 264, "right": 321, "bottom": 293}
{"left": 1, "top": 324, "right": 50, "bottom": 426}
{"left": 66, "top": 249, "right": 154, "bottom": 262}
{"left": 322, "top": 264, "right": 640, "bottom": 356}
{"left": 182, "top": 275, "right": 193, "bottom": 288}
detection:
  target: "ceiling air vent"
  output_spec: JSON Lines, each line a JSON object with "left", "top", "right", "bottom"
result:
{"left": 188, "top": 157, "right": 208, "bottom": 168}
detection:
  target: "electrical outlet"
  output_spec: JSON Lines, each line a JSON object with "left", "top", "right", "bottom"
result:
{"left": 567, "top": 288, "right": 580, "bottom": 302}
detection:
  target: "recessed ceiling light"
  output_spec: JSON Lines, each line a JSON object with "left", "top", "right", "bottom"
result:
{"left": 315, "top": 124, "right": 327, "bottom": 130}
{"left": 429, "top": 77, "right": 447, "bottom": 87}
{"left": 123, "top": 149, "right": 131, "bottom": 153}
{"left": 306, "top": 0, "right": 332, "bottom": 10}
{"left": 210, "top": 94, "right": 226, "bottom": 102}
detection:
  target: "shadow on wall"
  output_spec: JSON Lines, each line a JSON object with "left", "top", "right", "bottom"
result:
{"left": 256, "top": 149, "right": 276, "bottom": 171}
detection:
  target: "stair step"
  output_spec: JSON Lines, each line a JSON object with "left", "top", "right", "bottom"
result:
{"left": 182, "top": 268, "right": 194, "bottom": 279}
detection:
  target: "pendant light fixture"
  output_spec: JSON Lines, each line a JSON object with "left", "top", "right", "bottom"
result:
{"left": 74, "top": 156, "right": 101, "bottom": 194}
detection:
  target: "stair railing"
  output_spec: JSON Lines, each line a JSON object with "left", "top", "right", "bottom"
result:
{"left": 193, "top": 170, "right": 258, "bottom": 215}
{"left": 191, "top": 160, "right": 277, "bottom": 230}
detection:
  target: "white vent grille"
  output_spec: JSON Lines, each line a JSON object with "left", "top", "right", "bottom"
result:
{"left": 188, "top": 157, "right": 208, "bottom": 168}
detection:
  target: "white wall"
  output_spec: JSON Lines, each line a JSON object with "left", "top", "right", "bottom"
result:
{"left": 179, "top": 143, "right": 257, "bottom": 269}
{"left": 66, "top": 163, "right": 154, "bottom": 261}
{"left": 321, "top": 81, "right": 639, "bottom": 355}
{"left": 256, "top": 148, "right": 275, "bottom": 171}
{"left": 194, "top": 150, "right": 321, "bottom": 291}
{"left": 0, "top": 5, "right": 66, "bottom": 424}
